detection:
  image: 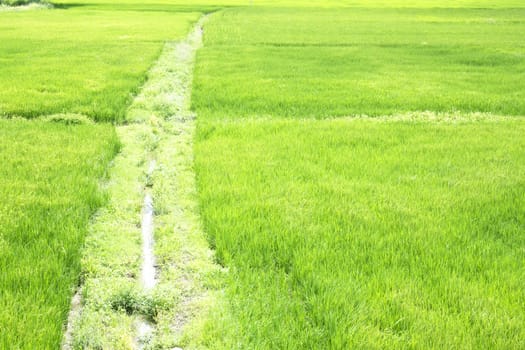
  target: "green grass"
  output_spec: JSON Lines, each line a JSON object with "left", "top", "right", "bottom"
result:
{"left": 192, "top": 2, "right": 525, "bottom": 349}
{"left": 54, "top": 0, "right": 525, "bottom": 8}
{"left": 0, "top": 119, "right": 119, "bottom": 349}
{"left": 0, "top": 6, "right": 200, "bottom": 122}
{"left": 2, "top": 2, "right": 523, "bottom": 122}
{"left": 0, "top": 4, "right": 203, "bottom": 346}
{"left": 193, "top": 7, "right": 525, "bottom": 118}
{"left": 195, "top": 117, "right": 525, "bottom": 348}
{"left": 0, "top": 1, "right": 212, "bottom": 347}
{"left": 2, "top": 0, "right": 525, "bottom": 348}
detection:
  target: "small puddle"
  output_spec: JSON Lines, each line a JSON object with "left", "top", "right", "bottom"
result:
{"left": 62, "top": 289, "right": 82, "bottom": 350}
{"left": 136, "top": 319, "right": 154, "bottom": 349}
{"left": 141, "top": 191, "right": 156, "bottom": 290}
{"left": 137, "top": 160, "right": 157, "bottom": 349}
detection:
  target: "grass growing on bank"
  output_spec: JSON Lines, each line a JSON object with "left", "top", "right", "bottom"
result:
{"left": 0, "top": 6, "right": 200, "bottom": 122}
{"left": 0, "top": 119, "right": 119, "bottom": 349}
{"left": 193, "top": 7, "right": 525, "bottom": 118}
{"left": 69, "top": 19, "right": 225, "bottom": 349}
{"left": 195, "top": 117, "right": 525, "bottom": 348}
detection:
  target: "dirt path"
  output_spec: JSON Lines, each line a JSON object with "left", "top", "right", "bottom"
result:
{"left": 62, "top": 15, "right": 224, "bottom": 349}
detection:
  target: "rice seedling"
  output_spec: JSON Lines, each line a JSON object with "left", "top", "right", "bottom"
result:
{"left": 2, "top": 0, "right": 524, "bottom": 348}
{"left": 194, "top": 117, "right": 525, "bottom": 348}
{"left": 0, "top": 119, "right": 119, "bottom": 349}
{"left": 191, "top": 2, "right": 525, "bottom": 348}
{"left": 0, "top": 6, "right": 201, "bottom": 122}
{"left": 193, "top": 7, "right": 525, "bottom": 119}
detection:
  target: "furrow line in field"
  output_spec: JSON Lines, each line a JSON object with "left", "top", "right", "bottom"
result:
{"left": 136, "top": 159, "right": 157, "bottom": 350}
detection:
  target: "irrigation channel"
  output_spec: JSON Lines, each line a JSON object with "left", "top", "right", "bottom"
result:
{"left": 62, "top": 15, "right": 223, "bottom": 349}
{"left": 137, "top": 159, "right": 157, "bottom": 349}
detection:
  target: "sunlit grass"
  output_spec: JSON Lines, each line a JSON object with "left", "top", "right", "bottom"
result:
{"left": 1, "top": 0, "right": 524, "bottom": 348}
{"left": 193, "top": 7, "right": 525, "bottom": 119}
{"left": 192, "top": 2, "right": 525, "bottom": 349}
{"left": 0, "top": 1, "right": 209, "bottom": 347}
{"left": 195, "top": 117, "right": 525, "bottom": 348}
{"left": 0, "top": 7, "right": 200, "bottom": 122}
{"left": 0, "top": 119, "right": 119, "bottom": 349}
{"left": 54, "top": 0, "right": 525, "bottom": 9}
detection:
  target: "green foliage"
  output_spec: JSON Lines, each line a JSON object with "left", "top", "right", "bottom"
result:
{"left": 191, "top": 2, "right": 525, "bottom": 349}
{"left": 109, "top": 287, "right": 172, "bottom": 322}
{"left": 53, "top": 0, "right": 525, "bottom": 8}
{"left": 0, "top": 6, "right": 200, "bottom": 122}
{"left": 193, "top": 7, "right": 525, "bottom": 119}
{"left": 1, "top": 0, "right": 524, "bottom": 349}
{"left": 195, "top": 117, "right": 525, "bottom": 348}
{"left": 0, "top": 119, "right": 119, "bottom": 349}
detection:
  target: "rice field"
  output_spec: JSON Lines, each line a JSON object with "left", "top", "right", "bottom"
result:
{"left": 0, "top": 1, "right": 201, "bottom": 347}
{"left": 1, "top": 0, "right": 524, "bottom": 348}
{"left": 191, "top": 2, "right": 525, "bottom": 348}
{"left": 195, "top": 117, "right": 525, "bottom": 348}
{"left": 0, "top": 119, "right": 119, "bottom": 348}
{"left": 193, "top": 7, "right": 525, "bottom": 118}
{"left": 0, "top": 5, "right": 200, "bottom": 122}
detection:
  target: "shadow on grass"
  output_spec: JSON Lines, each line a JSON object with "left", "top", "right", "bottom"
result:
{"left": 51, "top": 2, "right": 88, "bottom": 8}
{"left": 50, "top": 1, "right": 232, "bottom": 13}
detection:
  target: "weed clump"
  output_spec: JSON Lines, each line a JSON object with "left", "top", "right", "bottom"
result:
{"left": 40, "top": 113, "right": 94, "bottom": 125}
{"left": 0, "top": 0, "right": 45, "bottom": 6}
{"left": 109, "top": 288, "right": 175, "bottom": 323}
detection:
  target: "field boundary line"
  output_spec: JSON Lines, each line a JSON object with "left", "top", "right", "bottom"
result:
{"left": 201, "top": 110, "right": 522, "bottom": 125}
